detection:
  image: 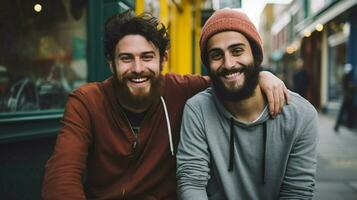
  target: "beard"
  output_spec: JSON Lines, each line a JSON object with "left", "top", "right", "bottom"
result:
{"left": 210, "top": 63, "right": 260, "bottom": 102}
{"left": 113, "top": 68, "right": 163, "bottom": 112}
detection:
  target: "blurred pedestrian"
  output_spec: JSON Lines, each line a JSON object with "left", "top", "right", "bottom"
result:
{"left": 293, "top": 58, "right": 308, "bottom": 98}
{"left": 334, "top": 63, "right": 355, "bottom": 132}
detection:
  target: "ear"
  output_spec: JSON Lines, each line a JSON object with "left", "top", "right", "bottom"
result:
{"left": 107, "top": 59, "right": 114, "bottom": 73}
{"left": 160, "top": 50, "right": 169, "bottom": 71}
{"left": 162, "top": 50, "right": 169, "bottom": 63}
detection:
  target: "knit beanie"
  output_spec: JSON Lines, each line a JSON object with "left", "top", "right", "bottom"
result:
{"left": 200, "top": 8, "right": 263, "bottom": 68}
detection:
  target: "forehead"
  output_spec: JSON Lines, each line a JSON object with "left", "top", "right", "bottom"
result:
{"left": 116, "top": 34, "right": 158, "bottom": 54}
{"left": 207, "top": 31, "right": 250, "bottom": 50}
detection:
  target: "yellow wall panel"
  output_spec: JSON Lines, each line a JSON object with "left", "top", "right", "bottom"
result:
{"left": 169, "top": 0, "right": 192, "bottom": 75}
{"left": 194, "top": 0, "right": 202, "bottom": 75}
{"left": 137, "top": 0, "right": 201, "bottom": 75}
{"left": 135, "top": 0, "right": 145, "bottom": 14}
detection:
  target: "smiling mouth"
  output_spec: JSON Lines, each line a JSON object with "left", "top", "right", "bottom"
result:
{"left": 221, "top": 68, "right": 244, "bottom": 79}
{"left": 223, "top": 71, "right": 241, "bottom": 78}
{"left": 129, "top": 77, "right": 149, "bottom": 83}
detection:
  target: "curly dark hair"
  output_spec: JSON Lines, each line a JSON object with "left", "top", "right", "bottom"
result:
{"left": 104, "top": 10, "right": 170, "bottom": 63}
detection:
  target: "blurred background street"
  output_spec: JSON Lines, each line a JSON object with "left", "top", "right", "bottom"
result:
{"left": 314, "top": 114, "right": 357, "bottom": 200}
{"left": 1, "top": 0, "right": 357, "bottom": 199}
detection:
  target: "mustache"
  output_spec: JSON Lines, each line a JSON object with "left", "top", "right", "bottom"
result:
{"left": 122, "top": 71, "right": 155, "bottom": 80}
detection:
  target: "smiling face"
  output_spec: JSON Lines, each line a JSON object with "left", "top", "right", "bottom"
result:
{"left": 207, "top": 31, "right": 260, "bottom": 101}
{"left": 109, "top": 34, "right": 166, "bottom": 112}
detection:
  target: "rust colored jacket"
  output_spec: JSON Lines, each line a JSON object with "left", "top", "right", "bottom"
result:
{"left": 42, "top": 73, "right": 209, "bottom": 200}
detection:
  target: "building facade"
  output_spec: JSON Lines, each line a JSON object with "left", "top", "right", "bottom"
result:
{"left": 267, "top": 0, "right": 357, "bottom": 115}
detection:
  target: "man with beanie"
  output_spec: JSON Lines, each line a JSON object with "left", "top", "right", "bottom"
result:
{"left": 176, "top": 8, "right": 318, "bottom": 200}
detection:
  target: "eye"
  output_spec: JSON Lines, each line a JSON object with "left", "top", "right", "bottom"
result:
{"left": 119, "top": 55, "right": 133, "bottom": 63}
{"left": 231, "top": 47, "right": 243, "bottom": 56}
{"left": 209, "top": 51, "right": 223, "bottom": 61}
{"left": 141, "top": 54, "right": 154, "bottom": 61}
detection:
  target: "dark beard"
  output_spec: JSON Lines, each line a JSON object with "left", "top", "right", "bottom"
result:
{"left": 210, "top": 63, "right": 260, "bottom": 102}
{"left": 113, "top": 69, "right": 163, "bottom": 112}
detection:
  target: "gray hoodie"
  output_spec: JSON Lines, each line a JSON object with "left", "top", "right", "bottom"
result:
{"left": 177, "top": 87, "right": 318, "bottom": 200}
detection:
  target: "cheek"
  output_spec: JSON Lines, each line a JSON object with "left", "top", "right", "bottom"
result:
{"left": 114, "top": 64, "right": 130, "bottom": 78}
{"left": 209, "top": 60, "right": 222, "bottom": 70}
{"left": 239, "top": 53, "right": 254, "bottom": 65}
{"left": 147, "top": 61, "right": 161, "bottom": 74}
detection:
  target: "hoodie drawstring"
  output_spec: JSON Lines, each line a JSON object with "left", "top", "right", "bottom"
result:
{"left": 228, "top": 118, "right": 268, "bottom": 185}
{"left": 262, "top": 121, "right": 267, "bottom": 184}
{"left": 160, "top": 96, "right": 174, "bottom": 156}
{"left": 228, "top": 118, "right": 235, "bottom": 171}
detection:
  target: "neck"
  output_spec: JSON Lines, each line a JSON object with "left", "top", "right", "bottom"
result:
{"left": 119, "top": 101, "right": 151, "bottom": 113}
{"left": 223, "top": 86, "right": 266, "bottom": 122}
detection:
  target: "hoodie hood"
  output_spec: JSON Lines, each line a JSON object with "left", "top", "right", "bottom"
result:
{"left": 210, "top": 87, "right": 270, "bottom": 127}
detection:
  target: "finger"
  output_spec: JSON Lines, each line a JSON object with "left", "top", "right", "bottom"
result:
{"left": 284, "top": 86, "right": 290, "bottom": 105}
{"left": 266, "top": 90, "right": 275, "bottom": 117}
{"left": 279, "top": 85, "right": 285, "bottom": 111}
{"left": 273, "top": 88, "right": 280, "bottom": 117}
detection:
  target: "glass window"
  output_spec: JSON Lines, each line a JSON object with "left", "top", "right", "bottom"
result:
{"left": 0, "top": 0, "right": 87, "bottom": 113}
{"left": 328, "top": 42, "right": 346, "bottom": 102}
{"left": 328, "top": 20, "right": 349, "bottom": 103}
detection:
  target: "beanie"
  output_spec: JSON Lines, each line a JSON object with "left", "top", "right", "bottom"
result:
{"left": 200, "top": 8, "right": 263, "bottom": 68}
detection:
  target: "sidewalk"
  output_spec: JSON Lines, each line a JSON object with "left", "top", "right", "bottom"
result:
{"left": 313, "top": 114, "right": 357, "bottom": 200}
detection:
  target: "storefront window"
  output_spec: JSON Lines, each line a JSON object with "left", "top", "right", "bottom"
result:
{"left": 328, "top": 21, "right": 349, "bottom": 102}
{"left": 0, "top": 0, "right": 87, "bottom": 113}
{"left": 328, "top": 43, "right": 346, "bottom": 101}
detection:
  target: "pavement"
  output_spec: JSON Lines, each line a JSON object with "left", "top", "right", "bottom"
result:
{"left": 313, "top": 114, "right": 357, "bottom": 200}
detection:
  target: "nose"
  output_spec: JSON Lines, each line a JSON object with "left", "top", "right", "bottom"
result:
{"left": 223, "top": 52, "right": 235, "bottom": 69}
{"left": 132, "top": 57, "right": 144, "bottom": 73}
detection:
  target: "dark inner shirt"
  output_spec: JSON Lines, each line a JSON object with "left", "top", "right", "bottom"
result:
{"left": 121, "top": 107, "right": 147, "bottom": 134}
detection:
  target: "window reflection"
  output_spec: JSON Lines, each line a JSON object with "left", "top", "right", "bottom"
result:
{"left": 0, "top": 0, "right": 87, "bottom": 113}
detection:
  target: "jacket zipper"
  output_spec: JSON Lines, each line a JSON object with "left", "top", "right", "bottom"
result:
{"left": 120, "top": 111, "right": 138, "bottom": 199}
{"left": 121, "top": 111, "right": 139, "bottom": 144}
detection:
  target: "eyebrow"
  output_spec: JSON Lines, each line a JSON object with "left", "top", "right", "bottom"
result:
{"left": 208, "top": 43, "right": 245, "bottom": 54}
{"left": 117, "top": 53, "right": 132, "bottom": 57}
{"left": 228, "top": 43, "right": 245, "bottom": 50}
{"left": 141, "top": 51, "right": 156, "bottom": 56}
{"left": 117, "top": 51, "right": 156, "bottom": 57}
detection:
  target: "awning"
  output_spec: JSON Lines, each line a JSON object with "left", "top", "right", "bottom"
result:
{"left": 296, "top": 0, "right": 357, "bottom": 36}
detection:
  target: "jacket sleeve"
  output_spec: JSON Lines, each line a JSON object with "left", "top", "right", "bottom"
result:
{"left": 42, "top": 91, "right": 92, "bottom": 200}
{"left": 182, "top": 74, "right": 210, "bottom": 99}
{"left": 279, "top": 107, "right": 319, "bottom": 199}
{"left": 176, "top": 103, "right": 210, "bottom": 200}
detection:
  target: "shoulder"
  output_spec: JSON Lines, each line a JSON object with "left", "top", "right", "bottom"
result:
{"left": 185, "top": 87, "right": 214, "bottom": 110}
{"left": 70, "top": 78, "right": 110, "bottom": 101}
{"left": 164, "top": 73, "right": 210, "bottom": 100}
{"left": 274, "top": 92, "right": 319, "bottom": 144}
{"left": 281, "top": 91, "right": 318, "bottom": 125}
{"left": 164, "top": 73, "right": 207, "bottom": 86}
{"left": 72, "top": 82, "right": 101, "bottom": 98}
{"left": 288, "top": 92, "right": 316, "bottom": 114}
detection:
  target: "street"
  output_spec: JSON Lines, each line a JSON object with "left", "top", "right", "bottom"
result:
{"left": 314, "top": 114, "right": 357, "bottom": 200}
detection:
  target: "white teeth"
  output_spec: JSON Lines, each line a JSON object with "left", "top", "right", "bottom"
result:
{"left": 130, "top": 78, "right": 148, "bottom": 83}
{"left": 224, "top": 72, "right": 240, "bottom": 78}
